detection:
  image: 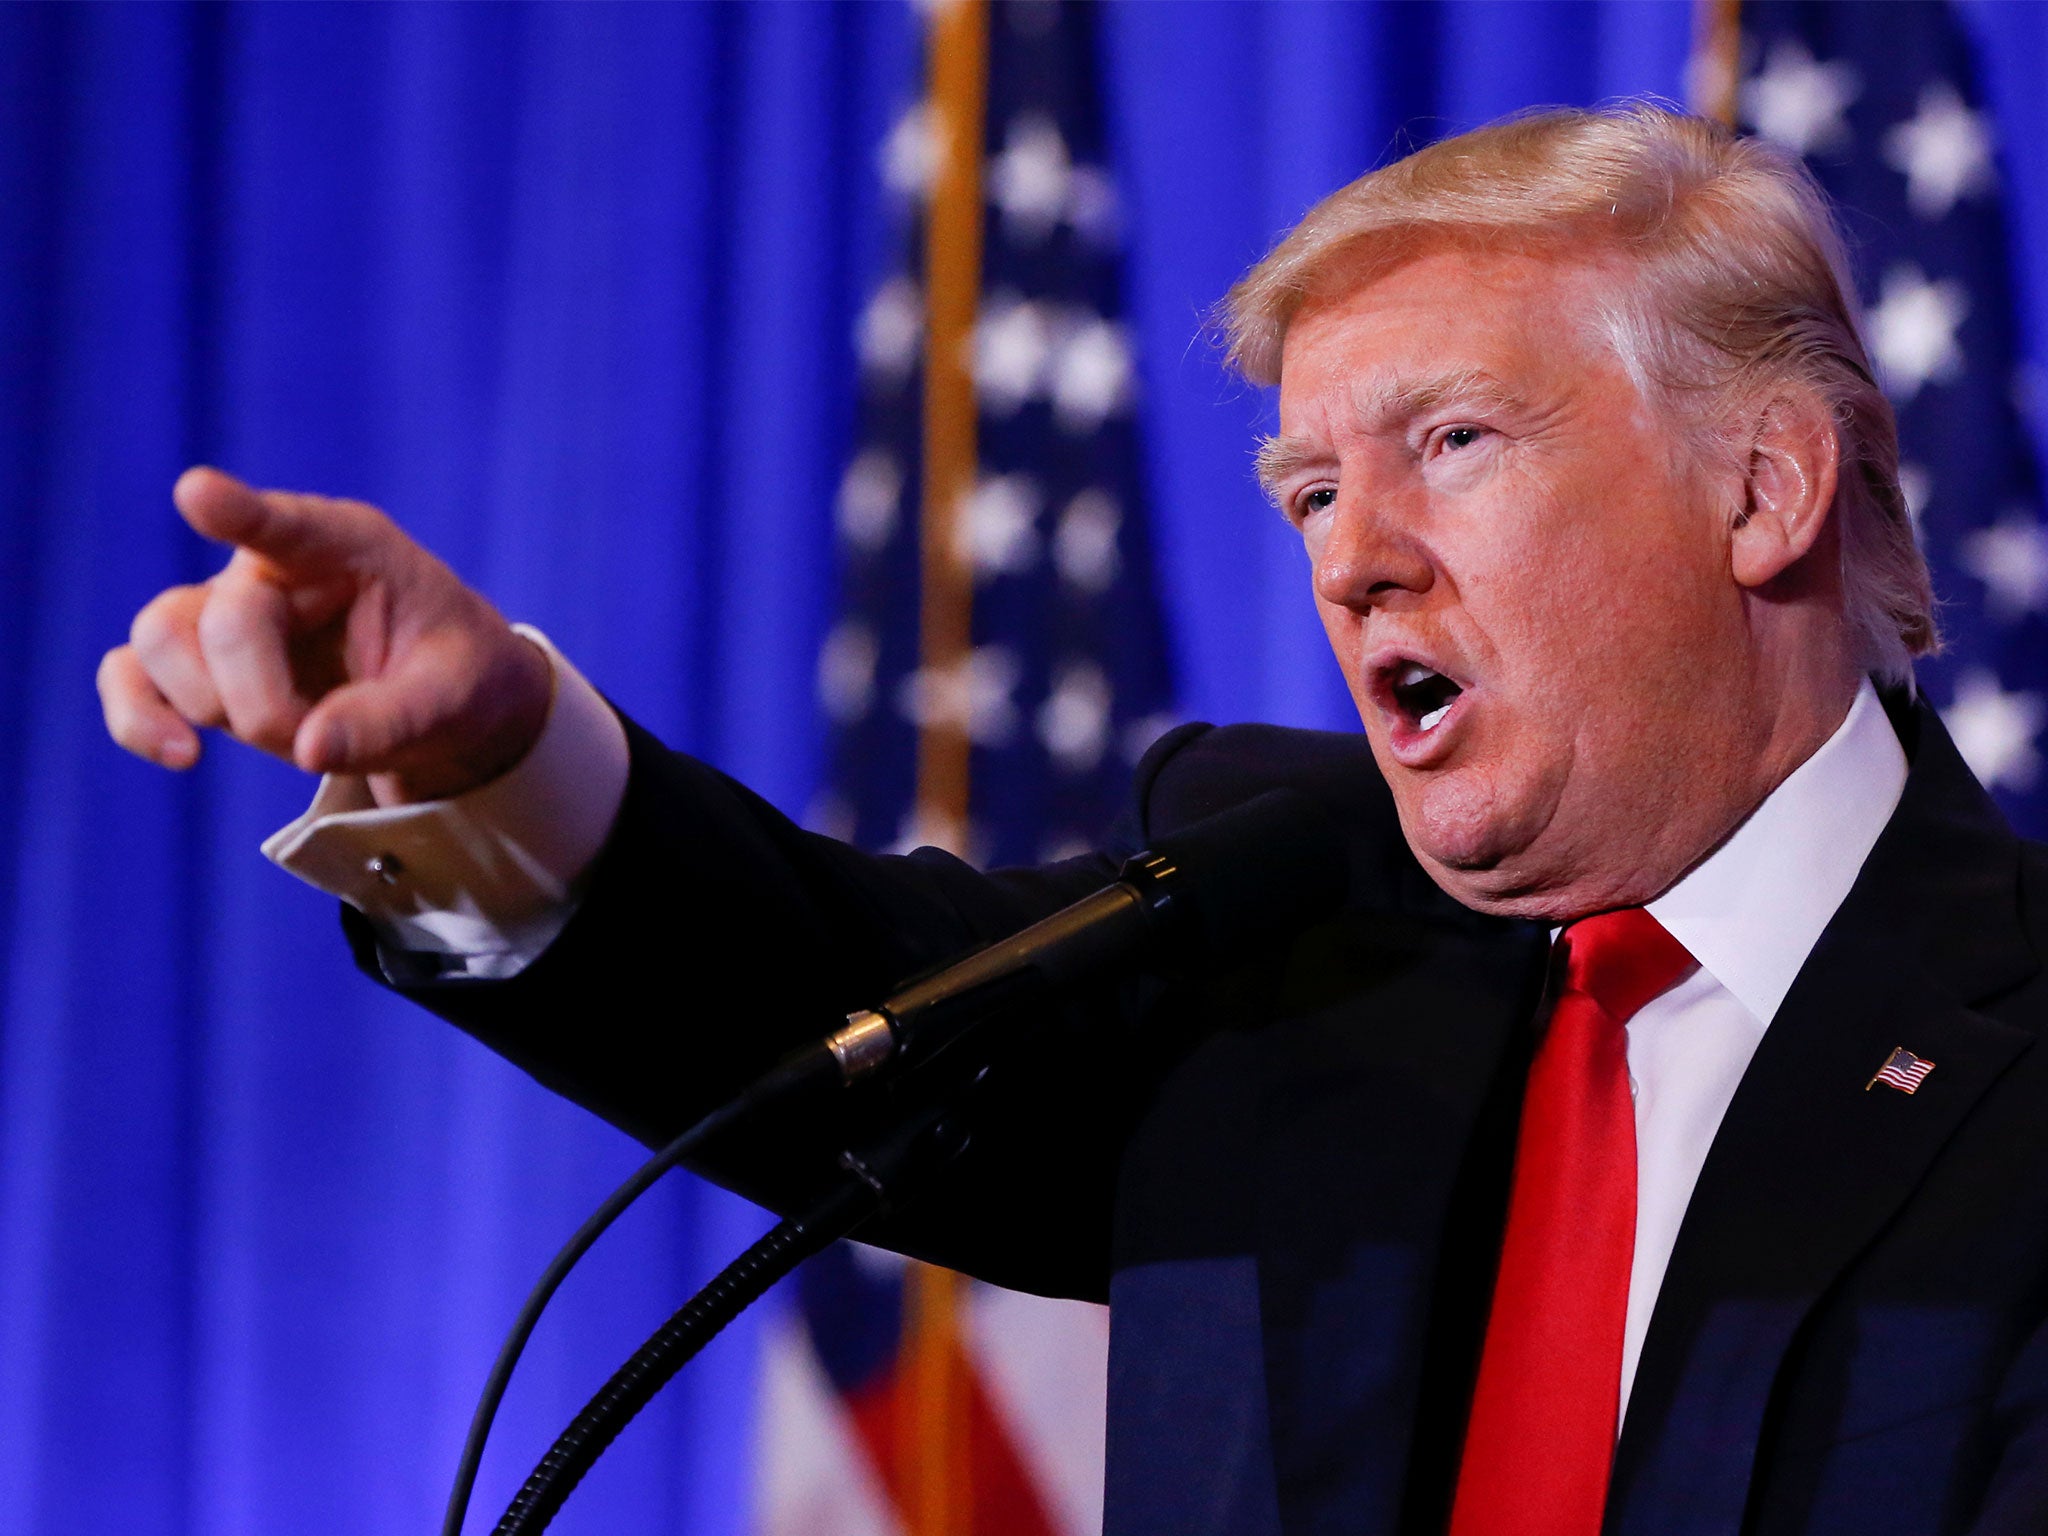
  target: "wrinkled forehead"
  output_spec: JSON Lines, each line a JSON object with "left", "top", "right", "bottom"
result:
{"left": 1273, "top": 239, "right": 1644, "bottom": 421}
{"left": 1275, "top": 366, "right": 1528, "bottom": 449}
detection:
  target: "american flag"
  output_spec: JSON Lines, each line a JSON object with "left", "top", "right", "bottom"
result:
{"left": 1737, "top": 0, "right": 2048, "bottom": 832}
{"left": 1868, "top": 1046, "right": 1938, "bottom": 1094}
{"left": 810, "top": 0, "right": 1174, "bottom": 867}
{"left": 758, "top": 2, "right": 1172, "bottom": 1533}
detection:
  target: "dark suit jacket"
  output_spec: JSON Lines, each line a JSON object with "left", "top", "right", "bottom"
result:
{"left": 357, "top": 690, "right": 2048, "bottom": 1536}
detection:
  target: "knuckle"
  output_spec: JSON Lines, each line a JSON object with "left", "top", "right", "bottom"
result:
{"left": 334, "top": 496, "right": 403, "bottom": 557}
{"left": 105, "top": 709, "right": 145, "bottom": 752}
{"left": 95, "top": 658, "right": 148, "bottom": 743}
{"left": 216, "top": 673, "right": 298, "bottom": 744}
{"left": 235, "top": 704, "right": 297, "bottom": 750}
{"left": 195, "top": 580, "right": 271, "bottom": 654}
{"left": 192, "top": 596, "right": 237, "bottom": 651}
{"left": 129, "top": 589, "right": 193, "bottom": 656}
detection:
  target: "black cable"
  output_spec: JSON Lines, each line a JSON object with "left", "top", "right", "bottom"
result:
{"left": 439, "top": 1051, "right": 838, "bottom": 1536}
{"left": 490, "top": 1178, "right": 877, "bottom": 1536}
{"left": 490, "top": 1100, "right": 974, "bottom": 1536}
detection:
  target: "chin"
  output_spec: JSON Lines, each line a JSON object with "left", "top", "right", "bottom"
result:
{"left": 1400, "top": 780, "right": 1523, "bottom": 872}
{"left": 1395, "top": 773, "right": 1561, "bottom": 912}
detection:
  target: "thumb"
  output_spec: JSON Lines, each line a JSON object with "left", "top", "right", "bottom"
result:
{"left": 291, "top": 630, "right": 544, "bottom": 801}
{"left": 293, "top": 664, "right": 453, "bottom": 778}
{"left": 173, "top": 466, "right": 389, "bottom": 580}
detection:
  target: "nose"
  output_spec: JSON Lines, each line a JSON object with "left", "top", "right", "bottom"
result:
{"left": 1309, "top": 484, "right": 1435, "bottom": 613}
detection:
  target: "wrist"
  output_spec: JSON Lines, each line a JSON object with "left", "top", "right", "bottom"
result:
{"left": 367, "top": 631, "right": 555, "bottom": 807}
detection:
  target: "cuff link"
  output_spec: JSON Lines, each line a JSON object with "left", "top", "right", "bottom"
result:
{"left": 366, "top": 852, "right": 406, "bottom": 886}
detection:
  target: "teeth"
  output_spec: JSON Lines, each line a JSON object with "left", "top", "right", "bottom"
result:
{"left": 1418, "top": 703, "right": 1451, "bottom": 732}
{"left": 1395, "top": 661, "right": 1436, "bottom": 688}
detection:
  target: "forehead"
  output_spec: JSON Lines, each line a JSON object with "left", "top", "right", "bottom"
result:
{"left": 1276, "top": 244, "right": 1620, "bottom": 427}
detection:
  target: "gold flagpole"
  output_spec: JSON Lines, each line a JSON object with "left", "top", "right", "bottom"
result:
{"left": 1692, "top": 0, "right": 1744, "bottom": 128}
{"left": 903, "top": 2, "right": 989, "bottom": 1534}
{"left": 916, "top": 0, "right": 990, "bottom": 850}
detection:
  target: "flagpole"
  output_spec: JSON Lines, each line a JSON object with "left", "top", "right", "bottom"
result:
{"left": 905, "top": 2, "right": 989, "bottom": 1532}
{"left": 916, "top": 0, "right": 990, "bottom": 850}
{"left": 1691, "top": 0, "right": 1743, "bottom": 127}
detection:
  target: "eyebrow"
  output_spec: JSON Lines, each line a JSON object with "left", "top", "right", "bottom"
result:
{"left": 1253, "top": 436, "right": 1328, "bottom": 506}
{"left": 1254, "top": 366, "right": 1527, "bottom": 506}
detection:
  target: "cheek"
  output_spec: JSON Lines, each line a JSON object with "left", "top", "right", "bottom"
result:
{"left": 1484, "top": 502, "right": 1725, "bottom": 692}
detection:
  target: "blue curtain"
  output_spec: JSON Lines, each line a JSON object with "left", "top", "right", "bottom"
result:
{"left": 0, "top": 4, "right": 2039, "bottom": 1534}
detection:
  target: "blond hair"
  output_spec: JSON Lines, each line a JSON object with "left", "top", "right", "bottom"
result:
{"left": 1224, "top": 103, "right": 1935, "bottom": 684}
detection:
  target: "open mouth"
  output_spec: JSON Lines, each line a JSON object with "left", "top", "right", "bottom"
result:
{"left": 1388, "top": 661, "right": 1464, "bottom": 733}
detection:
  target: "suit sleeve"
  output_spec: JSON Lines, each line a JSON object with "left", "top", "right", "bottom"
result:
{"left": 346, "top": 711, "right": 1217, "bottom": 1300}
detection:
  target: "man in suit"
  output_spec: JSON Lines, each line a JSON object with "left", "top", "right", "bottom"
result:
{"left": 97, "top": 105, "right": 2048, "bottom": 1533}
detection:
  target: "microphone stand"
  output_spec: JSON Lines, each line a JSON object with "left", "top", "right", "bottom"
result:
{"left": 440, "top": 792, "right": 1346, "bottom": 1534}
{"left": 488, "top": 1095, "right": 976, "bottom": 1536}
{"left": 438, "top": 1054, "right": 849, "bottom": 1536}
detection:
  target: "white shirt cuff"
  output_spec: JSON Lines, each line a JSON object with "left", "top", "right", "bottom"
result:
{"left": 261, "top": 625, "right": 631, "bottom": 979}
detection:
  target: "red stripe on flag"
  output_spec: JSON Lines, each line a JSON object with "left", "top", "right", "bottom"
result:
{"left": 841, "top": 1335, "right": 1062, "bottom": 1536}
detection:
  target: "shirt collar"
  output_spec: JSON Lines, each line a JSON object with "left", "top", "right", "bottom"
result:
{"left": 1644, "top": 679, "right": 1908, "bottom": 1027}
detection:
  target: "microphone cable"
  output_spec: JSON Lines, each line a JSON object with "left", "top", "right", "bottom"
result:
{"left": 438, "top": 1051, "right": 840, "bottom": 1536}
{"left": 488, "top": 1099, "right": 972, "bottom": 1536}
{"left": 440, "top": 787, "right": 1348, "bottom": 1533}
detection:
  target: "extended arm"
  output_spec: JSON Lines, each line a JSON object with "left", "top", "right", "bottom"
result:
{"left": 101, "top": 469, "right": 1158, "bottom": 1298}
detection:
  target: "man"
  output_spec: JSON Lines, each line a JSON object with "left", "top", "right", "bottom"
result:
{"left": 98, "top": 106, "right": 2048, "bottom": 1534}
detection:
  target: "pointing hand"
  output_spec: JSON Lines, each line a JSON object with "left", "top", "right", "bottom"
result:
{"left": 99, "top": 468, "right": 553, "bottom": 806}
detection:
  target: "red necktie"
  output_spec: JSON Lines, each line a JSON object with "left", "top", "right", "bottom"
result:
{"left": 1447, "top": 908, "right": 1697, "bottom": 1536}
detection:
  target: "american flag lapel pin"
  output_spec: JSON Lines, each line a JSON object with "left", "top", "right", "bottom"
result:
{"left": 1867, "top": 1047, "right": 1937, "bottom": 1094}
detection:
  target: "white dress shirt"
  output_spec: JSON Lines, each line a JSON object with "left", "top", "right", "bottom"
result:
{"left": 1623, "top": 679, "right": 1906, "bottom": 1419}
{"left": 265, "top": 648, "right": 1909, "bottom": 1421}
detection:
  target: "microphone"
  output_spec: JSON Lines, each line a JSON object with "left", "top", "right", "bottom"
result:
{"left": 814, "top": 787, "right": 1349, "bottom": 1086}
{"left": 447, "top": 789, "right": 1349, "bottom": 1536}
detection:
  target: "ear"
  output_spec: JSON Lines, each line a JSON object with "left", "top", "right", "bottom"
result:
{"left": 1730, "top": 391, "right": 1840, "bottom": 589}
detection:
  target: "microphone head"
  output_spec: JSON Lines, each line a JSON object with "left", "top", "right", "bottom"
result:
{"left": 1119, "top": 788, "right": 1349, "bottom": 967}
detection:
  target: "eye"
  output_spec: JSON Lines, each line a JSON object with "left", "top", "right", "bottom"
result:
{"left": 1298, "top": 486, "right": 1337, "bottom": 518}
{"left": 1440, "top": 425, "right": 1484, "bottom": 451}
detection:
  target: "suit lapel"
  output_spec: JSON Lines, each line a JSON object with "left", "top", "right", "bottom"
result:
{"left": 1608, "top": 700, "right": 2038, "bottom": 1536}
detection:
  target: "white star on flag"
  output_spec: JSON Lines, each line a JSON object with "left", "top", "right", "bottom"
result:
{"left": 1744, "top": 41, "right": 1861, "bottom": 158}
{"left": 837, "top": 450, "right": 902, "bottom": 551}
{"left": 1064, "top": 164, "right": 1121, "bottom": 246}
{"left": 989, "top": 112, "right": 1073, "bottom": 243}
{"left": 1961, "top": 512, "right": 2048, "bottom": 620}
{"left": 1050, "top": 317, "right": 1134, "bottom": 433}
{"left": 880, "top": 101, "right": 942, "bottom": 201}
{"left": 956, "top": 473, "right": 1043, "bottom": 579}
{"left": 858, "top": 276, "right": 923, "bottom": 383}
{"left": 1053, "top": 489, "right": 1123, "bottom": 593}
{"left": 895, "top": 644, "right": 1023, "bottom": 747}
{"left": 1944, "top": 667, "right": 2046, "bottom": 791}
{"left": 1884, "top": 81, "right": 1994, "bottom": 221}
{"left": 1867, "top": 263, "right": 1969, "bottom": 402}
{"left": 816, "top": 621, "right": 881, "bottom": 724}
{"left": 1037, "top": 661, "right": 1113, "bottom": 773}
{"left": 971, "top": 293, "right": 1053, "bottom": 414}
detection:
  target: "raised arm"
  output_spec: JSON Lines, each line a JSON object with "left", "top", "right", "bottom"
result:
{"left": 99, "top": 469, "right": 1148, "bottom": 1299}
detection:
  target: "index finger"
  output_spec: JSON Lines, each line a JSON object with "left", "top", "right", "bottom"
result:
{"left": 172, "top": 466, "right": 389, "bottom": 577}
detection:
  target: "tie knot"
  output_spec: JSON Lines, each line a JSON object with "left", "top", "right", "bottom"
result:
{"left": 1557, "top": 908, "right": 1697, "bottom": 1023}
